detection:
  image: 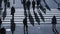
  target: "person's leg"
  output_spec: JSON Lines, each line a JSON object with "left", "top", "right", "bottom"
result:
{"left": 26, "top": 25, "right": 28, "bottom": 34}
{"left": 24, "top": 25, "right": 26, "bottom": 34}
{"left": 12, "top": 31, "right": 14, "bottom": 34}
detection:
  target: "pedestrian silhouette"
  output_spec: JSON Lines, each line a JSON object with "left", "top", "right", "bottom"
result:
{"left": 3, "top": 0, "right": 7, "bottom": 20}
{"left": 36, "top": 0, "right": 41, "bottom": 9}
{"left": 21, "top": 0, "right": 26, "bottom": 11}
{"left": 0, "top": 0, "right": 2, "bottom": 7}
{"left": 3, "top": 10, "right": 7, "bottom": 20}
{"left": 32, "top": 0, "right": 35, "bottom": 11}
{"left": 51, "top": 16, "right": 59, "bottom": 34}
{"left": 0, "top": 19, "right": 2, "bottom": 28}
{"left": 23, "top": 17, "right": 28, "bottom": 34}
{"left": 10, "top": 17, "right": 16, "bottom": 34}
{"left": 43, "top": 0, "right": 51, "bottom": 11}
{"left": 33, "top": 11, "right": 40, "bottom": 25}
{"left": 28, "top": 11, "right": 34, "bottom": 26}
{"left": 51, "top": 16, "right": 57, "bottom": 30}
{"left": 7, "top": 1, "right": 10, "bottom": 8}
{"left": 0, "top": 27, "right": 6, "bottom": 34}
{"left": 38, "top": 10, "right": 45, "bottom": 22}
{"left": 26, "top": 0, "right": 31, "bottom": 11}
{"left": 11, "top": 6, "right": 15, "bottom": 17}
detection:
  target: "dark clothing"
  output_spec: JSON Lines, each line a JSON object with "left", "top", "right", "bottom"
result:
{"left": 0, "top": 28, "right": 6, "bottom": 34}
{"left": 26, "top": 0, "right": 31, "bottom": 10}
{"left": 0, "top": 19, "right": 2, "bottom": 25}
{"left": 11, "top": 18, "right": 15, "bottom": 32}
{"left": 21, "top": 0, "right": 26, "bottom": 11}
{"left": 0, "top": 0, "right": 2, "bottom": 7}
{"left": 4, "top": 0, "right": 8, "bottom": 4}
{"left": 32, "top": 0, "right": 35, "bottom": 10}
{"left": 37, "top": 0, "right": 41, "bottom": 5}
{"left": 11, "top": 22, "right": 15, "bottom": 32}
{"left": 51, "top": 16, "right": 57, "bottom": 24}
{"left": 23, "top": 17, "right": 27, "bottom": 26}
{"left": 7, "top": 1, "right": 10, "bottom": 7}
{"left": 11, "top": 6, "right": 15, "bottom": 15}
{"left": 0, "top": 0, "right": 2, "bottom": 3}
{"left": 0, "top": 19, "right": 2, "bottom": 28}
{"left": 23, "top": 17, "right": 28, "bottom": 34}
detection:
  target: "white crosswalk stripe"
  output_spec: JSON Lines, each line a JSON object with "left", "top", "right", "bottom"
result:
{"left": 2, "top": 8, "right": 60, "bottom": 25}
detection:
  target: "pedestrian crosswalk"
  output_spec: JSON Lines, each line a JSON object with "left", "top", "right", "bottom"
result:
{"left": 2, "top": 8, "right": 60, "bottom": 26}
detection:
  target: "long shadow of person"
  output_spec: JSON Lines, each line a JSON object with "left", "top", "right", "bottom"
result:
{"left": 26, "top": 0, "right": 34, "bottom": 26}
{"left": 0, "top": 27, "right": 6, "bottom": 34}
{"left": 3, "top": 10, "right": 7, "bottom": 20}
{"left": 39, "top": 3, "right": 46, "bottom": 14}
{"left": 38, "top": 10, "right": 45, "bottom": 22}
{"left": 10, "top": 17, "right": 16, "bottom": 34}
{"left": 21, "top": 0, "right": 27, "bottom": 11}
{"left": 24, "top": 10, "right": 27, "bottom": 17}
{"left": 33, "top": 11, "right": 40, "bottom": 25}
{"left": 26, "top": 0, "right": 31, "bottom": 12}
{"left": 28, "top": 10, "right": 34, "bottom": 26}
{"left": 36, "top": 0, "right": 46, "bottom": 14}
{"left": 0, "top": 0, "right": 2, "bottom": 8}
{"left": 23, "top": 17, "right": 28, "bottom": 34}
{"left": 32, "top": 0, "right": 35, "bottom": 11}
{"left": 0, "top": 19, "right": 2, "bottom": 28}
{"left": 52, "top": 16, "right": 59, "bottom": 34}
{"left": 57, "top": 3, "right": 60, "bottom": 11}
{"left": 3, "top": 0, "right": 7, "bottom": 20}
{"left": 43, "top": 0, "right": 51, "bottom": 11}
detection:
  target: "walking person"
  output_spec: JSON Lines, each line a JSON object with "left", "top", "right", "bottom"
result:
{"left": 26, "top": 0, "right": 31, "bottom": 11}
{"left": 3, "top": 0, "right": 8, "bottom": 20}
{"left": 0, "top": 0, "right": 2, "bottom": 8}
{"left": 51, "top": 16, "right": 57, "bottom": 30}
{"left": 52, "top": 16, "right": 59, "bottom": 34}
{"left": 36, "top": 0, "right": 41, "bottom": 9}
{"left": 11, "top": 6, "right": 15, "bottom": 17}
{"left": 7, "top": 0, "right": 10, "bottom": 8}
{"left": 21, "top": 0, "right": 27, "bottom": 11}
{"left": 32, "top": 0, "right": 35, "bottom": 11}
{"left": 23, "top": 17, "right": 28, "bottom": 34}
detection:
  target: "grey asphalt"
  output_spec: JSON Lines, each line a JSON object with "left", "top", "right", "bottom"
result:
{"left": 1, "top": 24, "right": 60, "bottom": 34}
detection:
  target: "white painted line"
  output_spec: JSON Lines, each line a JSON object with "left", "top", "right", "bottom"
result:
{"left": 6, "top": 29, "right": 11, "bottom": 31}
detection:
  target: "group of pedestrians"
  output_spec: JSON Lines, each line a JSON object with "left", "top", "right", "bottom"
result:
{"left": 0, "top": 0, "right": 59, "bottom": 34}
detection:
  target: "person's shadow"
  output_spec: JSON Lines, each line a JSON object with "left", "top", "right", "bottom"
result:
{"left": 39, "top": 3, "right": 46, "bottom": 14}
{"left": 43, "top": 0, "right": 51, "bottom": 11}
{"left": 23, "top": 17, "right": 28, "bottom": 34}
{"left": 37, "top": 10, "right": 45, "bottom": 22}
{"left": 10, "top": 17, "right": 16, "bottom": 34}
{"left": 51, "top": 16, "right": 59, "bottom": 34}
{"left": 57, "top": 3, "right": 60, "bottom": 11}
{"left": 28, "top": 10, "right": 34, "bottom": 26}
{"left": 33, "top": 11, "right": 40, "bottom": 25}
